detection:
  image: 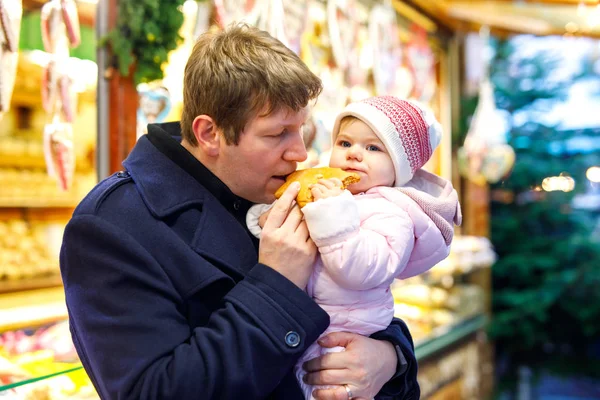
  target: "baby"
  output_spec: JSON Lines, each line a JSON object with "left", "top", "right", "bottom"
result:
{"left": 247, "top": 96, "right": 462, "bottom": 399}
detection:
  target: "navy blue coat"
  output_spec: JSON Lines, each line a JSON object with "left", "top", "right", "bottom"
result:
{"left": 60, "top": 129, "right": 419, "bottom": 399}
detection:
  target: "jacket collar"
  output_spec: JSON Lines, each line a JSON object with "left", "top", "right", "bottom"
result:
{"left": 123, "top": 125, "right": 259, "bottom": 273}
{"left": 122, "top": 134, "right": 207, "bottom": 219}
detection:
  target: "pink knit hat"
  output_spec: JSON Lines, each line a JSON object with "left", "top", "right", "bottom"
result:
{"left": 332, "top": 96, "right": 443, "bottom": 187}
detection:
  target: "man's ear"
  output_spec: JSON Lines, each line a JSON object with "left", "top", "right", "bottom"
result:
{"left": 192, "top": 115, "right": 220, "bottom": 157}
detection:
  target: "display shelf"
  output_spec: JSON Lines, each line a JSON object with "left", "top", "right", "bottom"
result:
{"left": 0, "top": 207, "right": 74, "bottom": 223}
{"left": 0, "top": 153, "right": 95, "bottom": 172}
{"left": 0, "top": 287, "right": 68, "bottom": 333}
{"left": 0, "top": 171, "right": 97, "bottom": 209}
{"left": 414, "top": 314, "right": 487, "bottom": 361}
{"left": 0, "top": 286, "right": 82, "bottom": 394}
{"left": 0, "top": 199, "right": 81, "bottom": 208}
{"left": 0, "top": 275, "right": 63, "bottom": 295}
{"left": 416, "top": 263, "right": 493, "bottom": 291}
{"left": 0, "top": 364, "right": 84, "bottom": 392}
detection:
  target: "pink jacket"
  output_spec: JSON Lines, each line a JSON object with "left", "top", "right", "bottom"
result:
{"left": 300, "top": 169, "right": 462, "bottom": 335}
{"left": 247, "top": 169, "right": 462, "bottom": 399}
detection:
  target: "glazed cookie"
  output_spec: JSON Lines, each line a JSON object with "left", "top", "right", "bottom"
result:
{"left": 275, "top": 167, "right": 360, "bottom": 208}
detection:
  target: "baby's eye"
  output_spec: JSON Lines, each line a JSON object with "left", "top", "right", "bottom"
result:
{"left": 367, "top": 145, "right": 381, "bottom": 151}
{"left": 339, "top": 140, "right": 351, "bottom": 147}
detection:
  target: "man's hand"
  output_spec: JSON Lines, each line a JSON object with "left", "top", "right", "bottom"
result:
{"left": 310, "top": 178, "right": 344, "bottom": 202}
{"left": 303, "top": 332, "right": 397, "bottom": 400}
{"left": 259, "top": 182, "right": 317, "bottom": 289}
{"left": 258, "top": 210, "right": 270, "bottom": 228}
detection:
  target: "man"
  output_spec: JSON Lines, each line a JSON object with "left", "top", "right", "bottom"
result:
{"left": 60, "top": 24, "right": 419, "bottom": 399}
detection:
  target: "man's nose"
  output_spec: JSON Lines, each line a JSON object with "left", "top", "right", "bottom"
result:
{"left": 283, "top": 131, "right": 308, "bottom": 162}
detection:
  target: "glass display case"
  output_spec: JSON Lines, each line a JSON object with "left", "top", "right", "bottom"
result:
{"left": 0, "top": 318, "right": 95, "bottom": 399}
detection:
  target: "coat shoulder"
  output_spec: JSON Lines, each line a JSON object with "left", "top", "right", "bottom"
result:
{"left": 73, "top": 171, "right": 144, "bottom": 222}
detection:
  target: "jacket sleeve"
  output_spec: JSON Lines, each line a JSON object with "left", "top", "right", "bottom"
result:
{"left": 371, "top": 318, "right": 420, "bottom": 400}
{"left": 302, "top": 191, "right": 415, "bottom": 290}
{"left": 60, "top": 215, "right": 329, "bottom": 400}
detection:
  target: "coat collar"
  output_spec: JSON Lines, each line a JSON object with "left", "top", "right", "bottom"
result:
{"left": 122, "top": 134, "right": 207, "bottom": 219}
{"left": 123, "top": 133, "right": 258, "bottom": 274}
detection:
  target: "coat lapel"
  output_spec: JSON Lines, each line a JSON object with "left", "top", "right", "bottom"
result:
{"left": 124, "top": 135, "right": 259, "bottom": 278}
{"left": 190, "top": 194, "right": 259, "bottom": 278}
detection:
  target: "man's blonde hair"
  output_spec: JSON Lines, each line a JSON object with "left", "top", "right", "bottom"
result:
{"left": 181, "top": 24, "right": 323, "bottom": 145}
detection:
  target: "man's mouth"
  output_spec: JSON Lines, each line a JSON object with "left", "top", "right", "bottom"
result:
{"left": 273, "top": 169, "right": 296, "bottom": 181}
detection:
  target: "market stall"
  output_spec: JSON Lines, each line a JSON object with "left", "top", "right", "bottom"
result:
{"left": 0, "top": 0, "right": 525, "bottom": 398}
{"left": 0, "top": 0, "right": 99, "bottom": 397}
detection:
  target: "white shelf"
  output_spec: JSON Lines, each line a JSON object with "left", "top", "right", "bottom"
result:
{"left": 0, "top": 287, "right": 68, "bottom": 332}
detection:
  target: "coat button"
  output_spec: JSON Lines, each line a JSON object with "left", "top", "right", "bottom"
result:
{"left": 233, "top": 200, "right": 241, "bottom": 211}
{"left": 285, "top": 331, "right": 301, "bottom": 348}
{"left": 116, "top": 171, "right": 130, "bottom": 178}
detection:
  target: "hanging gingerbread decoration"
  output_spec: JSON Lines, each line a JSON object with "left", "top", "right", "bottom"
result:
{"left": 43, "top": 118, "right": 75, "bottom": 191}
{"left": 40, "top": 0, "right": 81, "bottom": 191}
{"left": 405, "top": 24, "right": 436, "bottom": 104}
{"left": 0, "top": 0, "right": 23, "bottom": 120}
{"left": 458, "top": 27, "right": 515, "bottom": 185}
{"left": 258, "top": 0, "right": 308, "bottom": 55}
{"left": 369, "top": 3, "right": 402, "bottom": 96}
{"left": 327, "top": 0, "right": 360, "bottom": 73}
{"left": 214, "top": 0, "right": 264, "bottom": 29}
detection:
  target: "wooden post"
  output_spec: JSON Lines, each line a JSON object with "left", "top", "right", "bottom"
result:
{"left": 107, "top": 66, "right": 138, "bottom": 174}
{"left": 97, "top": 0, "right": 138, "bottom": 176}
{"left": 463, "top": 180, "right": 490, "bottom": 238}
{"left": 106, "top": 0, "right": 137, "bottom": 174}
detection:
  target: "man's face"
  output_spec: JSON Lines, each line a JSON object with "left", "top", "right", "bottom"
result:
{"left": 218, "top": 107, "right": 309, "bottom": 203}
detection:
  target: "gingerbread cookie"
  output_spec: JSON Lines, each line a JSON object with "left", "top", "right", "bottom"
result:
{"left": 275, "top": 167, "right": 360, "bottom": 208}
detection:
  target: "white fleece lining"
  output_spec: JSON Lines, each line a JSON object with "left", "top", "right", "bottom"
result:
{"left": 302, "top": 190, "right": 359, "bottom": 247}
{"left": 246, "top": 203, "right": 274, "bottom": 238}
{"left": 404, "top": 169, "right": 445, "bottom": 197}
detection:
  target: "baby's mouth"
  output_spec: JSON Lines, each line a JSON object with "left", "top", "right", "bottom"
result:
{"left": 344, "top": 168, "right": 364, "bottom": 174}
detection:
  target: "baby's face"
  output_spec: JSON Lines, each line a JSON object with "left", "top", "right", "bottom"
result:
{"left": 329, "top": 119, "right": 395, "bottom": 194}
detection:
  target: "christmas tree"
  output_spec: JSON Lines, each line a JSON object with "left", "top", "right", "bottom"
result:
{"left": 481, "top": 37, "right": 600, "bottom": 372}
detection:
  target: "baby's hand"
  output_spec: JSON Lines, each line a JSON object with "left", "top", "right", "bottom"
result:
{"left": 258, "top": 209, "right": 271, "bottom": 228}
{"left": 310, "top": 178, "right": 344, "bottom": 201}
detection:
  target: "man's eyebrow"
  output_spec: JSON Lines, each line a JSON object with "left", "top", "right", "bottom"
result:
{"left": 282, "top": 117, "right": 306, "bottom": 128}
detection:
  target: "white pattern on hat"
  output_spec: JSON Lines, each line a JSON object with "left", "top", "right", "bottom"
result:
{"left": 332, "top": 96, "right": 442, "bottom": 187}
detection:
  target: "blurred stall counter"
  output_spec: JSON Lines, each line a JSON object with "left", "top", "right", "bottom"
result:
{"left": 0, "top": 319, "right": 97, "bottom": 399}
{"left": 392, "top": 235, "right": 497, "bottom": 399}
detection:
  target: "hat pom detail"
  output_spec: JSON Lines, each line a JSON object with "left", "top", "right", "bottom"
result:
{"left": 409, "top": 101, "right": 442, "bottom": 154}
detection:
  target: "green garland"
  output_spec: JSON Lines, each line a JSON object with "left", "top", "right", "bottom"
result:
{"left": 101, "top": 0, "right": 190, "bottom": 84}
